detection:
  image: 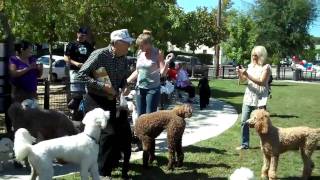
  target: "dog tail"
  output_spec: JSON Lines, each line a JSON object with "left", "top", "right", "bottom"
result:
{"left": 14, "top": 128, "right": 35, "bottom": 161}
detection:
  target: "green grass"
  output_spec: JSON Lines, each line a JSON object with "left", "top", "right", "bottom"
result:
{"left": 59, "top": 79, "right": 320, "bottom": 180}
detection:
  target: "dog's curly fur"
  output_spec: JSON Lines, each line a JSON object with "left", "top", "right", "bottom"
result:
{"left": 134, "top": 104, "right": 192, "bottom": 170}
{"left": 248, "top": 109, "right": 320, "bottom": 180}
{"left": 8, "top": 102, "right": 81, "bottom": 141}
{"left": 14, "top": 108, "right": 110, "bottom": 180}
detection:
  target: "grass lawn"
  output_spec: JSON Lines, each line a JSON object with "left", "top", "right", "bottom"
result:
{"left": 59, "top": 79, "right": 320, "bottom": 180}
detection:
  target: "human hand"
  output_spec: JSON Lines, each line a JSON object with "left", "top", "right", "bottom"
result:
{"left": 77, "top": 63, "right": 83, "bottom": 68}
{"left": 29, "top": 63, "right": 37, "bottom": 69}
{"left": 237, "top": 68, "right": 247, "bottom": 77}
{"left": 165, "top": 53, "right": 175, "bottom": 64}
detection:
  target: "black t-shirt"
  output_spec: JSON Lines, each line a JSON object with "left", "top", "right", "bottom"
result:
{"left": 64, "top": 41, "right": 94, "bottom": 70}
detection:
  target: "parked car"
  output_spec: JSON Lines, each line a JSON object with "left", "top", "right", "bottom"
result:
{"left": 174, "top": 55, "right": 208, "bottom": 76}
{"left": 37, "top": 55, "right": 68, "bottom": 81}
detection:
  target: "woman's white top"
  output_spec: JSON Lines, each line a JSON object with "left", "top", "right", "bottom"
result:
{"left": 136, "top": 47, "right": 160, "bottom": 89}
{"left": 243, "top": 64, "right": 271, "bottom": 107}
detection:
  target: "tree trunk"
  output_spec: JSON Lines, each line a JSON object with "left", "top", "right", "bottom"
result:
{"left": 0, "top": 11, "right": 14, "bottom": 55}
{"left": 215, "top": 45, "right": 220, "bottom": 78}
{"left": 191, "top": 51, "right": 195, "bottom": 78}
{"left": 48, "top": 43, "right": 53, "bottom": 82}
{"left": 276, "top": 64, "right": 280, "bottom": 79}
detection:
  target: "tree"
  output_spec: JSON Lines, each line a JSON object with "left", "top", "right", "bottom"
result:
{"left": 222, "top": 11, "right": 257, "bottom": 65}
{"left": 253, "top": 0, "right": 317, "bottom": 79}
{"left": 3, "top": 0, "right": 177, "bottom": 80}
{"left": 254, "top": 0, "right": 318, "bottom": 58}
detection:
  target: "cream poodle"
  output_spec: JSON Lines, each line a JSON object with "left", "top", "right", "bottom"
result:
{"left": 14, "top": 108, "right": 110, "bottom": 180}
{"left": 248, "top": 109, "right": 320, "bottom": 180}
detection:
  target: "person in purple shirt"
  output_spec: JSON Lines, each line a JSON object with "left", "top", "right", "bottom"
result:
{"left": 9, "top": 40, "right": 42, "bottom": 102}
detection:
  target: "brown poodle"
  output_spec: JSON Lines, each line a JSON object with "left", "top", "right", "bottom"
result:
{"left": 248, "top": 109, "right": 320, "bottom": 180}
{"left": 7, "top": 102, "right": 81, "bottom": 142}
{"left": 134, "top": 104, "right": 192, "bottom": 170}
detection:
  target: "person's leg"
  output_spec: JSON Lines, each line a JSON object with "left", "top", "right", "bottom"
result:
{"left": 239, "top": 105, "right": 255, "bottom": 149}
{"left": 146, "top": 87, "right": 160, "bottom": 113}
{"left": 200, "top": 95, "right": 205, "bottom": 110}
{"left": 136, "top": 88, "right": 147, "bottom": 116}
{"left": 189, "top": 85, "right": 195, "bottom": 98}
{"left": 96, "top": 98, "right": 117, "bottom": 176}
{"left": 68, "top": 70, "right": 84, "bottom": 110}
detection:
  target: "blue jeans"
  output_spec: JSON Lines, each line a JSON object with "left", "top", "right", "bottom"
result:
{"left": 240, "top": 105, "right": 257, "bottom": 148}
{"left": 136, "top": 87, "right": 160, "bottom": 116}
{"left": 69, "top": 70, "right": 85, "bottom": 97}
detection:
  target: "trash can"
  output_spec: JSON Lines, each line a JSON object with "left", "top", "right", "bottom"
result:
{"left": 292, "top": 69, "right": 301, "bottom": 81}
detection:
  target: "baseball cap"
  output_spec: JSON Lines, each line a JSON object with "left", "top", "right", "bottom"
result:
{"left": 78, "top": 27, "right": 88, "bottom": 34}
{"left": 110, "top": 29, "right": 134, "bottom": 44}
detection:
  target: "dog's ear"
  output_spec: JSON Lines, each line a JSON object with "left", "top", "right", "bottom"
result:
{"left": 82, "top": 110, "right": 94, "bottom": 126}
{"left": 100, "top": 111, "right": 110, "bottom": 129}
{"left": 255, "top": 110, "right": 269, "bottom": 134}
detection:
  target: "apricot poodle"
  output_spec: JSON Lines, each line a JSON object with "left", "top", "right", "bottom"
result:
{"left": 248, "top": 109, "right": 320, "bottom": 180}
{"left": 134, "top": 104, "right": 192, "bottom": 170}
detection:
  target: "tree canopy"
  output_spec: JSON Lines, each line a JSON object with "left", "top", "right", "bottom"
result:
{"left": 253, "top": 0, "right": 318, "bottom": 58}
{"left": 222, "top": 11, "right": 257, "bottom": 65}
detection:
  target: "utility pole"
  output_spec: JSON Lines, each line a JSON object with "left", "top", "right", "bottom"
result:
{"left": 215, "top": 0, "right": 222, "bottom": 78}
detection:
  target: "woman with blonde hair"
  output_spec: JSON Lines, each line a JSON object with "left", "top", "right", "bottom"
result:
{"left": 127, "top": 30, "right": 174, "bottom": 116}
{"left": 236, "top": 45, "right": 271, "bottom": 150}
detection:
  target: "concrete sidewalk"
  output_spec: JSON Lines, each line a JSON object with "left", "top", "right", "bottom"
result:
{"left": 0, "top": 98, "right": 238, "bottom": 179}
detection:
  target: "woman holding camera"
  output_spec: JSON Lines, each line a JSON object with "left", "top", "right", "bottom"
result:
{"left": 236, "top": 45, "right": 271, "bottom": 150}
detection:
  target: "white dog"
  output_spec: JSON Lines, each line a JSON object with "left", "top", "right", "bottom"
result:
{"left": 14, "top": 108, "right": 110, "bottom": 180}
{"left": 230, "top": 167, "right": 255, "bottom": 180}
{"left": 0, "top": 138, "right": 14, "bottom": 171}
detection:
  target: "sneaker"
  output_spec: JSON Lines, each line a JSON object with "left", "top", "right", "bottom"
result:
{"left": 236, "top": 145, "right": 249, "bottom": 150}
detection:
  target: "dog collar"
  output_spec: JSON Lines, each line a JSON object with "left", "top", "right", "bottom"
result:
{"left": 85, "top": 133, "right": 99, "bottom": 144}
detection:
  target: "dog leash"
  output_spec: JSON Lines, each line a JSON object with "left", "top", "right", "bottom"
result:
{"left": 85, "top": 133, "right": 99, "bottom": 144}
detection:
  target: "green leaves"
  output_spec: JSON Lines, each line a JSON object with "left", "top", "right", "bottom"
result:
{"left": 254, "top": 0, "right": 317, "bottom": 58}
{"left": 222, "top": 11, "right": 257, "bottom": 65}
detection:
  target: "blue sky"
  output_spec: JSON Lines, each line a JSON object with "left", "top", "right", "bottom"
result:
{"left": 177, "top": 0, "right": 320, "bottom": 37}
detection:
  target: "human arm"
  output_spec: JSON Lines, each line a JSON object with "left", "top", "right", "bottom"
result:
{"left": 239, "top": 65, "right": 271, "bottom": 86}
{"left": 9, "top": 57, "right": 38, "bottom": 78}
{"left": 76, "top": 52, "right": 116, "bottom": 96}
{"left": 127, "top": 69, "right": 138, "bottom": 84}
{"left": 9, "top": 63, "right": 33, "bottom": 78}
{"left": 236, "top": 66, "right": 248, "bottom": 82}
{"left": 64, "top": 43, "right": 83, "bottom": 68}
{"left": 159, "top": 51, "right": 174, "bottom": 76}
{"left": 36, "top": 63, "right": 43, "bottom": 77}
{"left": 64, "top": 55, "right": 83, "bottom": 68}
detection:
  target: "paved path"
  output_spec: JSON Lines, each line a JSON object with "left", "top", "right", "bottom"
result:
{"left": 0, "top": 98, "right": 238, "bottom": 179}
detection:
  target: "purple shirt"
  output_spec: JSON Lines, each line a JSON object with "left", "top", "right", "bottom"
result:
{"left": 9, "top": 56, "right": 38, "bottom": 93}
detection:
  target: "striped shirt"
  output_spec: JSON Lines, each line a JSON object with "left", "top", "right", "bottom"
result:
{"left": 76, "top": 45, "right": 129, "bottom": 97}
